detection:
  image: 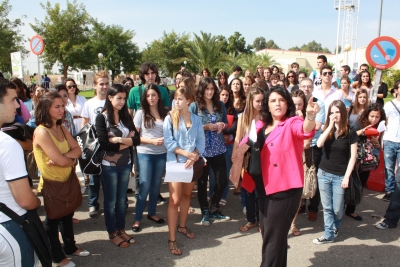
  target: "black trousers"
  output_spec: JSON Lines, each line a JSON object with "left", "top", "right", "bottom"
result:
{"left": 44, "top": 212, "right": 78, "bottom": 263}
{"left": 259, "top": 188, "right": 303, "bottom": 267}
{"left": 345, "top": 170, "right": 370, "bottom": 214}
{"left": 308, "top": 146, "right": 322, "bottom": 213}
{"left": 198, "top": 153, "right": 227, "bottom": 211}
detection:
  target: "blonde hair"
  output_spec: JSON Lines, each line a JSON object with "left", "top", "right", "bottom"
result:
{"left": 171, "top": 87, "right": 193, "bottom": 130}
{"left": 93, "top": 70, "right": 109, "bottom": 85}
{"left": 238, "top": 87, "right": 264, "bottom": 140}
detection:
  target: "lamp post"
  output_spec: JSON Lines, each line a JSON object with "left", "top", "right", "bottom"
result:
{"left": 98, "top": 53, "right": 104, "bottom": 70}
{"left": 184, "top": 60, "right": 187, "bottom": 69}
{"left": 344, "top": 44, "right": 351, "bottom": 65}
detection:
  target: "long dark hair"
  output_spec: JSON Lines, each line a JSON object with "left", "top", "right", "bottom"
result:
{"left": 219, "top": 86, "right": 235, "bottom": 115}
{"left": 285, "top": 70, "right": 299, "bottom": 87}
{"left": 64, "top": 78, "right": 79, "bottom": 95}
{"left": 35, "top": 91, "right": 63, "bottom": 128}
{"left": 140, "top": 83, "right": 167, "bottom": 128}
{"left": 217, "top": 71, "right": 229, "bottom": 87}
{"left": 196, "top": 76, "right": 221, "bottom": 113}
{"left": 102, "top": 84, "right": 135, "bottom": 131}
{"left": 357, "top": 70, "right": 372, "bottom": 88}
{"left": 357, "top": 103, "right": 386, "bottom": 129}
{"left": 323, "top": 100, "right": 349, "bottom": 139}
{"left": 261, "top": 86, "right": 296, "bottom": 126}
{"left": 229, "top": 78, "right": 246, "bottom": 112}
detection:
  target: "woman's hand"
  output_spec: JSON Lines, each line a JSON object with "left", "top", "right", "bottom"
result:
{"left": 217, "top": 122, "right": 225, "bottom": 134}
{"left": 184, "top": 159, "right": 195, "bottom": 169}
{"left": 152, "top": 137, "right": 164, "bottom": 146}
{"left": 305, "top": 97, "right": 321, "bottom": 119}
{"left": 47, "top": 159, "right": 55, "bottom": 167}
{"left": 109, "top": 137, "right": 119, "bottom": 144}
{"left": 204, "top": 123, "right": 218, "bottom": 131}
{"left": 128, "top": 131, "right": 135, "bottom": 138}
{"left": 341, "top": 177, "right": 349, "bottom": 188}
{"left": 186, "top": 151, "right": 199, "bottom": 161}
{"left": 296, "top": 110, "right": 303, "bottom": 117}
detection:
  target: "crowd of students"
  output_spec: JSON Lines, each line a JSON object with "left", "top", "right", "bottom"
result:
{"left": 0, "top": 56, "right": 399, "bottom": 266}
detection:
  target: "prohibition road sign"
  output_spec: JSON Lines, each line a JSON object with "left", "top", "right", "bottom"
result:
{"left": 30, "top": 35, "right": 45, "bottom": 56}
{"left": 366, "top": 36, "right": 400, "bottom": 70}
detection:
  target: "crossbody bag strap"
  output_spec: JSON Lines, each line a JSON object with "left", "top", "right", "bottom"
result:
{"left": 0, "top": 202, "right": 25, "bottom": 226}
{"left": 390, "top": 100, "right": 400, "bottom": 115}
{"left": 139, "top": 84, "right": 143, "bottom": 102}
{"left": 169, "top": 116, "right": 178, "bottom": 162}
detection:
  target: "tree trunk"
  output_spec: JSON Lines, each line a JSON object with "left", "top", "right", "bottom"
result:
{"left": 63, "top": 65, "right": 69, "bottom": 81}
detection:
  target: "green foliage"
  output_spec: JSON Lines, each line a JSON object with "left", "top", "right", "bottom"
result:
{"left": 215, "top": 35, "right": 229, "bottom": 55}
{"left": 326, "top": 61, "right": 335, "bottom": 72}
{"left": 30, "top": 0, "right": 92, "bottom": 78}
{"left": 227, "top": 32, "right": 252, "bottom": 56}
{"left": 265, "top": 40, "right": 280, "bottom": 49}
{"left": 382, "top": 69, "right": 400, "bottom": 89}
{"left": 142, "top": 31, "right": 189, "bottom": 76}
{"left": 0, "top": 0, "right": 28, "bottom": 72}
{"left": 288, "top": 46, "right": 300, "bottom": 51}
{"left": 294, "top": 40, "right": 332, "bottom": 54}
{"left": 184, "top": 31, "right": 227, "bottom": 75}
{"left": 299, "top": 66, "right": 310, "bottom": 76}
{"left": 220, "top": 53, "right": 278, "bottom": 75}
{"left": 333, "top": 45, "right": 342, "bottom": 54}
{"left": 89, "top": 19, "right": 140, "bottom": 78}
{"left": 253, "top": 37, "right": 267, "bottom": 51}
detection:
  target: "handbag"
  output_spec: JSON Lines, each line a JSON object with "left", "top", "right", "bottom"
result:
{"left": 357, "top": 140, "right": 379, "bottom": 172}
{"left": 74, "top": 123, "right": 105, "bottom": 175}
{"left": 302, "top": 148, "right": 317, "bottom": 199}
{"left": 0, "top": 203, "right": 52, "bottom": 267}
{"left": 246, "top": 139, "right": 261, "bottom": 176}
{"left": 26, "top": 151, "right": 39, "bottom": 181}
{"left": 345, "top": 131, "right": 363, "bottom": 205}
{"left": 42, "top": 169, "right": 82, "bottom": 219}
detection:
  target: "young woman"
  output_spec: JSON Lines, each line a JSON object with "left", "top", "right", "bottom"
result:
{"left": 349, "top": 89, "right": 369, "bottom": 125}
{"left": 65, "top": 78, "right": 86, "bottom": 133}
{"left": 351, "top": 70, "right": 372, "bottom": 98}
{"left": 345, "top": 103, "right": 386, "bottom": 220}
{"left": 217, "top": 71, "right": 229, "bottom": 88}
{"left": 271, "top": 65, "right": 280, "bottom": 74}
{"left": 202, "top": 68, "right": 211, "bottom": 77}
{"left": 95, "top": 84, "right": 140, "bottom": 248}
{"left": 285, "top": 70, "right": 299, "bottom": 92}
{"left": 270, "top": 73, "right": 280, "bottom": 87}
{"left": 229, "top": 78, "right": 246, "bottom": 113}
{"left": 33, "top": 92, "right": 89, "bottom": 267}
{"left": 56, "top": 84, "right": 76, "bottom": 136}
{"left": 10, "top": 77, "right": 31, "bottom": 122}
{"left": 340, "top": 77, "right": 354, "bottom": 110}
{"left": 24, "top": 84, "right": 34, "bottom": 112}
{"left": 163, "top": 87, "right": 205, "bottom": 255}
{"left": 314, "top": 100, "right": 359, "bottom": 244}
{"left": 190, "top": 77, "right": 229, "bottom": 225}
{"left": 279, "top": 72, "right": 285, "bottom": 81}
{"left": 131, "top": 84, "right": 168, "bottom": 232}
{"left": 243, "top": 76, "right": 254, "bottom": 97}
{"left": 244, "top": 69, "right": 252, "bottom": 78}
{"left": 235, "top": 88, "right": 264, "bottom": 232}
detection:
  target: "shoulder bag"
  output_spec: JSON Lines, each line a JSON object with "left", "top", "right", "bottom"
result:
{"left": 345, "top": 131, "right": 363, "bottom": 206}
{"left": 302, "top": 148, "right": 317, "bottom": 199}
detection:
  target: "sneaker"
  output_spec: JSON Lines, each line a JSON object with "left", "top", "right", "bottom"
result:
{"left": 376, "top": 222, "right": 389, "bottom": 230}
{"left": 243, "top": 207, "right": 247, "bottom": 216}
{"left": 382, "top": 192, "right": 392, "bottom": 202}
{"left": 88, "top": 206, "right": 98, "bottom": 218}
{"left": 210, "top": 210, "right": 230, "bottom": 221}
{"left": 201, "top": 210, "right": 210, "bottom": 226}
{"left": 157, "top": 194, "right": 168, "bottom": 205}
{"left": 313, "top": 237, "right": 333, "bottom": 244}
{"left": 334, "top": 228, "right": 339, "bottom": 238}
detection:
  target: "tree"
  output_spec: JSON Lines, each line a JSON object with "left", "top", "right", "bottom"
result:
{"left": 142, "top": 31, "right": 189, "bottom": 76}
{"left": 0, "top": 0, "right": 28, "bottom": 72}
{"left": 89, "top": 19, "right": 140, "bottom": 79}
{"left": 227, "top": 32, "right": 252, "bottom": 56}
{"left": 253, "top": 37, "right": 267, "bottom": 51}
{"left": 215, "top": 35, "right": 229, "bottom": 54}
{"left": 265, "top": 39, "right": 280, "bottom": 49}
{"left": 300, "top": 40, "right": 331, "bottom": 54}
{"left": 333, "top": 45, "right": 342, "bottom": 54}
{"left": 288, "top": 46, "right": 301, "bottom": 51}
{"left": 184, "top": 31, "right": 226, "bottom": 75}
{"left": 30, "top": 0, "right": 92, "bottom": 78}
{"left": 258, "top": 53, "right": 278, "bottom": 68}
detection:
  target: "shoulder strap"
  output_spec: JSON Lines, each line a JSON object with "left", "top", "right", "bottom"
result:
{"left": 0, "top": 202, "right": 25, "bottom": 225}
{"left": 390, "top": 100, "right": 400, "bottom": 115}
{"left": 139, "top": 84, "right": 143, "bottom": 100}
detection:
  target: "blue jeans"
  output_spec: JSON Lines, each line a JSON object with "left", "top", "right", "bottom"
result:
{"left": 209, "top": 144, "right": 233, "bottom": 200}
{"left": 88, "top": 174, "right": 101, "bottom": 209}
{"left": 100, "top": 164, "right": 131, "bottom": 233}
{"left": 134, "top": 153, "right": 166, "bottom": 221}
{"left": 383, "top": 167, "right": 400, "bottom": 228}
{"left": 318, "top": 169, "right": 345, "bottom": 240}
{"left": 383, "top": 140, "right": 400, "bottom": 193}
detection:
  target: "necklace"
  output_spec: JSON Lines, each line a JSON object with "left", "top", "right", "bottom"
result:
{"left": 51, "top": 126, "right": 60, "bottom": 137}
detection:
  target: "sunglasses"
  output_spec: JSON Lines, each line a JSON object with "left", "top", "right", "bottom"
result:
{"left": 288, "top": 76, "right": 295, "bottom": 78}
{"left": 67, "top": 85, "right": 77, "bottom": 89}
{"left": 322, "top": 72, "right": 333, "bottom": 76}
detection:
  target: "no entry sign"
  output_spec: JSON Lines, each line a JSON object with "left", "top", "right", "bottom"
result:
{"left": 366, "top": 36, "right": 400, "bottom": 70}
{"left": 30, "top": 35, "right": 45, "bottom": 56}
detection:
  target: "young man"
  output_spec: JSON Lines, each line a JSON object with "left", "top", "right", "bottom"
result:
{"left": 299, "top": 78, "right": 325, "bottom": 221}
{"left": 127, "top": 62, "right": 170, "bottom": 115}
{"left": 312, "top": 65, "right": 344, "bottom": 114}
{"left": 227, "top": 65, "right": 243, "bottom": 84}
{"left": 336, "top": 65, "right": 353, "bottom": 88}
{"left": 81, "top": 70, "right": 110, "bottom": 217}
{"left": 291, "top": 62, "right": 300, "bottom": 73}
{"left": 381, "top": 82, "right": 400, "bottom": 202}
{"left": 309, "top": 55, "right": 339, "bottom": 89}
{"left": 298, "top": 71, "right": 307, "bottom": 83}
{"left": 44, "top": 74, "right": 51, "bottom": 89}
{"left": 0, "top": 78, "right": 41, "bottom": 266}
{"left": 353, "top": 63, "right": 369, "bottom": 81}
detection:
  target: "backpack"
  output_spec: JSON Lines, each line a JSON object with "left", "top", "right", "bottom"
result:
{"left": 302, "top": 148, "right": 317, "bottom": 199}
{"left": 357, "top": 139, "right": 379, "bottom": 172}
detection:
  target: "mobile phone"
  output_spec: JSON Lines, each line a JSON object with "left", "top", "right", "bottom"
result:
{"left": 312, "top": 97, "right": 318, "bottom": 102}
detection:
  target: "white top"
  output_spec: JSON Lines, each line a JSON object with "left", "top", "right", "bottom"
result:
{"left": 67, "top": 95, "right": 87, "bottom": 133}
{"left": 227, "top": 74, "right": 237, "bottom": 85}
{"left": 312, "top": 85, "right": 344, "bottom": 114}
{"left": 81, "top": 97, "right": 106, "bottom": 124}
{"left": 0, "top": 132, "right": 27, "bottom": 223}
{"left": 309, "top": 69, "right": 337, "bottom": 88}
{"left": 383, "top": 99, "right": 400, "bottom": 143}
{"left": 134, "top": 110, "right": 167, "bottom": 154}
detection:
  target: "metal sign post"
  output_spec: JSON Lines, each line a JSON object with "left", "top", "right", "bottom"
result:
{"left": 30, "top": 35, "right": 45, "bottom": 85}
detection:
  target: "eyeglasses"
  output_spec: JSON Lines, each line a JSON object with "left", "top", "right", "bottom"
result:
{"left": 322, "top": 72, "right": 333, "bottom": 76}
{"left": 300, "top": 85, "right": 313, "bottom": 89}
{"left": 288, "top": 76, "right": 295, "bottom": 78}
{"left": 67, "top": 85, "right": 77, "bottom": 89}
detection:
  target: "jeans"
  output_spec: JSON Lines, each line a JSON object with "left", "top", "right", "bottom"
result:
{"left": 318, "top": 169, "right": 345, "bottom": 240}
{"left": 88, "top": 174, "right": 101, "bottom": 209}
{"left": 100, "top": 164, "right": 131, "bottom": 233}
{"left": 245, "top": 188, "right": 259, "bottom": 224}
{"left": 134, "top": 153, "right": 166, "bottom": 222}
{"left": 383, "top": 140, "right": 400, "bottom": 193}
{"left": 45, "top": 212, "right": 78, "bottom": 263}
{"left": 198, "top": 153, "right": 227, "bottom": 211}
{"left": 208, "top": 144, "right": 233, "bottom": 200}
{"left": 383, "top": 167, "right": 400, "bottom": 228}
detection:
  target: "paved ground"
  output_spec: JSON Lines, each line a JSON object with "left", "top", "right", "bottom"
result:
{"left": 36, "top": 168, "right": 400, "bottom": 267}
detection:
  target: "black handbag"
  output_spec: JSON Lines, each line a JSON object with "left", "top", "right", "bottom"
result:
{"left": 0, "top": 203, "right": 52, "bottom": 267}
{"left": 345, "top": 131, "right": 363, "bottom": 206}
{"left": 246, "top": 139, "right": 261, "bottom": 176}
{"left": 74, "top": 123, "right": 105, "bottom": 175}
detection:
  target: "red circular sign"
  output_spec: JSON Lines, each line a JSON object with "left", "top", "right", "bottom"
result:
{"left": 366, "top": 36, "right": 400, "bottom": 70}
{"left": 30, "top": 35, "right": 45, "bottom": 56}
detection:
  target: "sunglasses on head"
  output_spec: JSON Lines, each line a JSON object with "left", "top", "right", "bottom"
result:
{"left": 322, "top": 72, "right": 333, "bottom": 76}
{"left": 67, "top": 85, "right": 77, "bottom": 89}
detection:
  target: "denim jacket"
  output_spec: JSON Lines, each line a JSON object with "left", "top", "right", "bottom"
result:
{"left": 163, "top": 113, "right": 205, "bottom": 163}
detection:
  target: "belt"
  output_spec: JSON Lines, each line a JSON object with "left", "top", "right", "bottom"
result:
{"left": 73, "top": 116, "right": 82, "bottom": 119}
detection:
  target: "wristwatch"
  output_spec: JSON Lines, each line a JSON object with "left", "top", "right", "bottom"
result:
{"left": 118, "top": 137, "right": 122, "bottom": 143}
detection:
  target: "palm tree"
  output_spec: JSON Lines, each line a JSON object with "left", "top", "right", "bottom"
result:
{"left": 184, "top": 31, "right": 226, "bottom": 75}
{"left": 238, "top": 53, "right": 259, "bottom": 73}
{"left": 258, "top": 53, "right": 278, "bottom": 68}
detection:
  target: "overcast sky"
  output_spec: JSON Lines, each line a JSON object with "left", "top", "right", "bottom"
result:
{"left": 8, "top": 0, "right": 399, "bottom": 74}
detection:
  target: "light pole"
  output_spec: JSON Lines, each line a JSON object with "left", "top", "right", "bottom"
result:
{"left": 98, "top": 53, "right": 104, "bottom": 70}
{"left": 184, "top": 60, "right": 187, "bottom": 69}
{"left": 344, "top": 44, "right": 351, "bottom": 65}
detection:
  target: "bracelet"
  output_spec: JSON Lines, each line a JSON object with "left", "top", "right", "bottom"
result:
{"left": 306, "top": 116, "right": 315, "bottom": 121}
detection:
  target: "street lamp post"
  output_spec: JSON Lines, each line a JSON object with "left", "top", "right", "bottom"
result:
{"left": 184, "top": 60, "right": 187, "bottom": 69}
{"left": 344, "top": 44, "right": 351, "bottom": 65}
{"left": 98, "top": 53, "right": 104, "bottom": 70}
